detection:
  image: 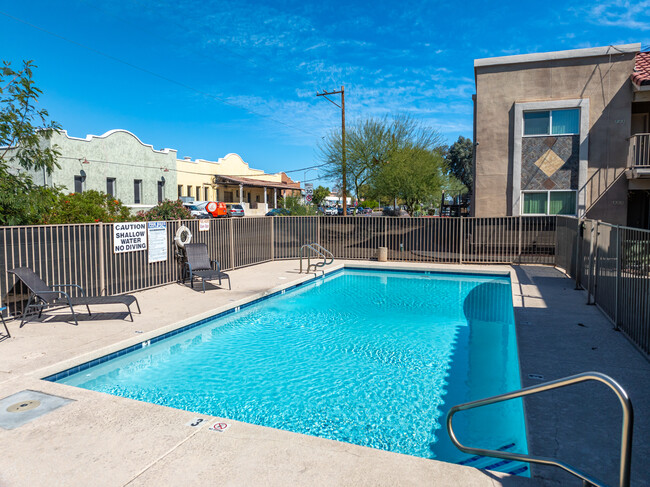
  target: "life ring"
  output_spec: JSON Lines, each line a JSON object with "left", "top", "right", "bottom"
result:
{"left": 174, "top": 225, "right": 192, "bottom": 248}
{"left": 206, "top": 201, "right": 217, "bottom": 213}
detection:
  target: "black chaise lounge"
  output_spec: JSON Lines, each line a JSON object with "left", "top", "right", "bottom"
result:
{"left": 182, "top": 243, "right": 231, "bottom": 292}
{"left": 9, "top": 267, "right": 141, "bottom": 327}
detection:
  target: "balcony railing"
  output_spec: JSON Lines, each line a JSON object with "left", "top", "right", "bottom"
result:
{"left": 628, "top": 134, "right": 650, "bottom": 177}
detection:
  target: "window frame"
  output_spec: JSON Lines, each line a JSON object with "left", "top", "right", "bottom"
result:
{"left": 523, "top": 108, "right": 580, "bottom": 137}
{"left": 106, "top": 177, "right": 116, "bottom": 197}
{"left": 74, "top": 175, "right": 84, "bottom": 193}
{"left": 521, "top": 189, "right": 577, "bottom": 216}
{"left": 134, "top": 179, "right": 143, "bottom": 205}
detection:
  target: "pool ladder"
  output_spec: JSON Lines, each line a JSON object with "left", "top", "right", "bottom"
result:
{"left": 446, "top": 371, "right": 633, "bottom": 487}
{"left": 299, "top": 243, "right": 334, "bottom": 274}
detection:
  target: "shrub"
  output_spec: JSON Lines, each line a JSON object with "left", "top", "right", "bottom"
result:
{"left": 41, "top": 190, "right": 133, "bottom": 224}
{"left": 279, "top": 195, "right": 316, "bottom": 216}
{"left": 135, "top": 199, "right": 193, "bottom": 221}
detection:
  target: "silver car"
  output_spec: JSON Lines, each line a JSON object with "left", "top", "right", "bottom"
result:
{"left": 227, "top": 204, "right": 245, "bottom": 217}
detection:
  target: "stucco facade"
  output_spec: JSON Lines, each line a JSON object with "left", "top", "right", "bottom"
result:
{"left": 6, "top": 129, "right": 177, "bottom": 210}
{"left": 176, "top": 153, "right": 300, "bottom": 215}
{"left": 473, "top": 43, "right": 644, "bottom": 225}
{"left": 6, "top": 129, "right": 300, "bottom": 215}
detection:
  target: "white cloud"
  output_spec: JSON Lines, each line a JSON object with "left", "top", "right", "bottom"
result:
{"left": 589, "top": 0, "right": 650, "bottom": 30}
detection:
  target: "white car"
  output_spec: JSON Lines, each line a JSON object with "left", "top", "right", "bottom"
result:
{"left": 183, "top": 201, "right": 210, "bottom": 218}
{"left": 324, "top": 207, "right": 337, "bottom": 216}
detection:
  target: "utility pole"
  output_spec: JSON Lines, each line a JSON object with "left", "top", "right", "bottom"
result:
{"left": 317, "top": 86, "right": 347, "bottom": 215}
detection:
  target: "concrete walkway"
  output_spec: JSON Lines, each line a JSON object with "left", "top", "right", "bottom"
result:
{"left": 0, "top": 261, "right": 647, "bottom": 486}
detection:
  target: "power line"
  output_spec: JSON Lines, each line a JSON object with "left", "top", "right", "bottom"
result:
{"left": 57, "top": 154, "right": 328, "bottom": 177}
{"left": 0, "top": 10, "right": 320, "bottom": 138}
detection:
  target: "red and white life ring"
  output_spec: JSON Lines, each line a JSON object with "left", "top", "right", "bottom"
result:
{"left": 206, "top": 201, "right": 217, "bottom": 213}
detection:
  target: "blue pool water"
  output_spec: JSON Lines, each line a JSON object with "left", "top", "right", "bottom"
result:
{"left": 56, "top": 269, "right": 528, "bottom": 473}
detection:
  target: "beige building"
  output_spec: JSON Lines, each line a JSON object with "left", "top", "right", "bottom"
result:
{"left": 176, "top": 153, "right": 301, "bottom": 215}
{"left": 473, "top": 43, "right": 650, "bottom": 228}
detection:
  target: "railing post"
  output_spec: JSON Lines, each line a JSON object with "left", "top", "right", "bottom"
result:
{"left": 229, "top": 217, "right": 235, "bottom": 270}
{"left": 98, "top": 222, "right": 107, "bottom": 296}
{"left": 575, "top": 219, "right": 582, "bottom": 290}
{"left": 518, "top": 215, "right": 522, "bottom": 264}
{"left": 270, "top": 217, "right": 274, "bottom": 261}
{"left": 614, "top": 224, "right": 620, "bottom": 330}
{"left": 459, "top": 218, "right": 464, "bottom": 264}
{"left": 586, "top": 221, "right": 598, "bottom": 305}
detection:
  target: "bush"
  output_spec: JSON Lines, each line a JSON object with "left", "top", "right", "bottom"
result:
{"left": 135, "top": 199, "right": 193, "bottom": 221}
{"left": 279, "top": 195, "right": 316, "bottom": 216}
{"left": 41, "top": 190, "right": 133, "bottom": 224}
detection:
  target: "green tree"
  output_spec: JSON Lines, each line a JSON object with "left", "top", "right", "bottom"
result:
{"left": 319, "top": 115, "right": 445, "bottom": 208}
{"left": 0, "top": 60, "right": 62, "bottom": 225}
{"left": 373, "top": 147, "right": 447, "bottom": 215}
{"left": 445, "top": 136, "right": 474, "bottom": 191}
{"left": 41, "top": 190, "right": 133, "bottom": 224}
{"left": 311, "top": 185, "right": 330, "bottom": 207}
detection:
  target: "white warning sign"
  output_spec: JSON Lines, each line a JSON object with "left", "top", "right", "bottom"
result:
{"left": 113, "top": 222, "right": 147, "bottom": 254}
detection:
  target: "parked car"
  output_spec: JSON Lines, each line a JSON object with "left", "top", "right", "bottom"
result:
{"left": 226, "top": 204, "right": 245, "bottom": 217}
{"left": 324, "top": 207, "right": 337, "bottom": 216}
{"left": 266, "top": 208, "right": 291, "bottom": 216}
{"left": 183, "top": 201, "right": 210, "bottom": 219}
{"left": 363, "top": 207, "right": 373, "bottom": 214}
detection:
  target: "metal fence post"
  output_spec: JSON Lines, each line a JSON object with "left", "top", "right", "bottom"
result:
{"left": 459, "top": 218, "right": 464, "bottom": 264}
{"left": 229, "top": 217, "right": 235, "bottom": 270}
{"left": 517, "top": 215, "right": 522, "bottom": 264}
{"left": 270, "top": 218, "right": 274, "bottom": 261}
{"left": 614, "top": 224, "right": 620, "bottom": 330}
{"left": 98, "top": 222, "right": 107, "bottom": 296}
{"left": 590, "top": 220, "right": 600, "bottom": 306}
{"left": 574, "top": 219, "right": 582, "bottom": 289}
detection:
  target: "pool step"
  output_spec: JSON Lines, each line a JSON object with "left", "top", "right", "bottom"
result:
{"left": 456, "top": 443, "right": 529, "bottom": 476}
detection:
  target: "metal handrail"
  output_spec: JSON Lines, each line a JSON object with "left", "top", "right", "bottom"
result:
{"left": 446, "top": 372, "right": 633, "bottom": 487}
{"left": 299, "top": 243, "right": 334, "bottom": 273}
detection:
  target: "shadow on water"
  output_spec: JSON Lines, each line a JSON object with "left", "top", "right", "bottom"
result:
{"left": 428, "top": 280, "right": 529, "bottom": 475}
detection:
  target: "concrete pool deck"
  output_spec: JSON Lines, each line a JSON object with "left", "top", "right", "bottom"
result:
{"left": 0, "top": 261, "right": 647, "bottom": 486}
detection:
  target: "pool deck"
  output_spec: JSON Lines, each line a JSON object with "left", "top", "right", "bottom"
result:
{"left": 0, "top": 261, "right": 647, "bottom": 486}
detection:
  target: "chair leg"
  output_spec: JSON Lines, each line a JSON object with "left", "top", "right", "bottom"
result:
{"left": 227, "top": 275, "right": 231, "bottom": 290}
{"left": 1, "top": 314, "right": 10, "bottom": 338}
{"left": 20, "top": 295, "right": 36, "bottom": 328}
{"left": 127, "top": 304, "right": 134, "bottom": 322}
{"left": 202, "top": 278, "right": 206, "bottom": 293}
{"left": 134, "top": 298, "right": 141, "bottom": 314}
{"left": 66, "top": 297, "right": 79, "bottom": 326}
{"left": 86, "top": 304, "right": 92, "bottom": 316}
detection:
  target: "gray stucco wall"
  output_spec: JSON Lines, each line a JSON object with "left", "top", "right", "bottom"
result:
{"left": 46, "top": 130, "right": 178, "bottom": 209}
{"left": 474, "top": 49, "right": 637, "bottom": 224}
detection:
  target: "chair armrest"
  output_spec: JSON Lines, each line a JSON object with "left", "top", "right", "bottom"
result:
{"left": 52, "top": 284, "right": 87, "bottom": 296}
{"left": 211, "top": 260, "right": 221, "bottom": 273}
{"left": 185, "top": 262, "right": 193, "bottom": 272}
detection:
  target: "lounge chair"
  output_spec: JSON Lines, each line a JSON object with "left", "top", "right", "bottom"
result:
{"left": 8, "top": 267, "right": 141, "bottom": 327}
{"left": 182, "top": 243, "right": 231, "bottom": 292}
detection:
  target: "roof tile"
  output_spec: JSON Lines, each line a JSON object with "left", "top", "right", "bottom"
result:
{"left": 631, "top": 52, "right": 650, "bottom": 87}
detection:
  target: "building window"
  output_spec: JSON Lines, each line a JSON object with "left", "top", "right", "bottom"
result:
{"left": 523, "top": 109, "right": 579, "bottom": 136}
{"left": 74, "top": 176, "right": 84, "bottom": 193}
{"left": 158, "top": 181, "right": 164, "bottom": 203}
{"left": 134, "top": 179, "right": 143, "bottom": 204}
{"left": 106, "top": 178, "right": 116, "bottom": 197}
{"left": 522, "top": 191, "right": 576, "bottom": 215}
{"left": 204, "top": 186, "right": 210, "bottom": 201}
{"left": 187, "top": 185, "right": 192, "bottom": 198}
{"left": 196, "top": 186, "right": 200, "bottom": 201}
{"left": 178, "top": 185, "right": 182, "bottom": 198}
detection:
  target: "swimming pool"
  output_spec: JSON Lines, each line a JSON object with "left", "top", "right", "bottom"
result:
{"left": 52, "top": 268, "right": 528, "bottom": 474}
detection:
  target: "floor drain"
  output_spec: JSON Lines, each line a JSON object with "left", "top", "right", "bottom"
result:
{"left": 0, "top": 390, "right": 73, "bottom": 430}
{"left": 7, "top": 400, "right": 41, "bottom": 413}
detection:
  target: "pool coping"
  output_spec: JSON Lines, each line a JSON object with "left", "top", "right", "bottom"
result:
{"left": 36, "top": 262, "right": 516, "bottom": 382}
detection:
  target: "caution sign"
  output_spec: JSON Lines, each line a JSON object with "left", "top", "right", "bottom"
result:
{"left": 113, "top": 222, "right": 147, "bottom": 254}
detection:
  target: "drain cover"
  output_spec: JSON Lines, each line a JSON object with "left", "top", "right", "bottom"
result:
{"left": 0, "top": 390, "right": 73, "bottom": 430}
{"left": 7, "top": 400, "right": 41, "bottom": 413}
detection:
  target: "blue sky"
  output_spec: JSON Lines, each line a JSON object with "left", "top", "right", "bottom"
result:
{"left": 1, "top": 0, "right": 648, "bottom": 186}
